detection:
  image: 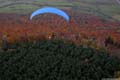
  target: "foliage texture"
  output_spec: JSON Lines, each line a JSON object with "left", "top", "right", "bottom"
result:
{"left": 0, "top": 40, "right": 120, "bottom": 80}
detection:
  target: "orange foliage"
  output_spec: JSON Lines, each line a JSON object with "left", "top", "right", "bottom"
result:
{"left": 0, "top": 12, "right": 120, "bottom": 53}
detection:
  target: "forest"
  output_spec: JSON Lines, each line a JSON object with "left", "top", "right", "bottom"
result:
{"left": 0, "top": 0, "right": 120, "bottom": 79}
{"left": 0, "top": 39, "right": 120, "bottom": 80}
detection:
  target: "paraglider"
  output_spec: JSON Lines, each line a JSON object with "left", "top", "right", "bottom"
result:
{"left": 30, "top": 7, "right": 70, "bottom": 21}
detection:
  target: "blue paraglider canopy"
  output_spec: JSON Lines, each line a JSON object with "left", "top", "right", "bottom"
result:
{"left": 30, "top": 7, "right": 70, "bottom": 21}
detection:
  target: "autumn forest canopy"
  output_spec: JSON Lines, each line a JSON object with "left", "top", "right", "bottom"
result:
{"left": 0, "top": 0, "right": 120, "bottom": 79}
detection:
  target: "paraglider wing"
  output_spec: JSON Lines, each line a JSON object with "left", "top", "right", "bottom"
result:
{"left": 30, "top": 7, "right": 70, "bottom": 21}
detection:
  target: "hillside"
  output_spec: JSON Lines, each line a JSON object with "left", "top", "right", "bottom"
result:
{"left": 0, "top": 0, "right": 120, "bottom": 20}
{"left": 0, "top": 0, "right": 120, "bottom": 56}
{"left": 0, "top": 13, "right": 120, "bottom": 56}
{"left": 0, "top": 1, "right": 120, "bottom": 79}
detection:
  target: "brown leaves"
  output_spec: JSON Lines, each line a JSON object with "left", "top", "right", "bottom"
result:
{"left": 0, "top": 13, "right": 119, "bottom": 53}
